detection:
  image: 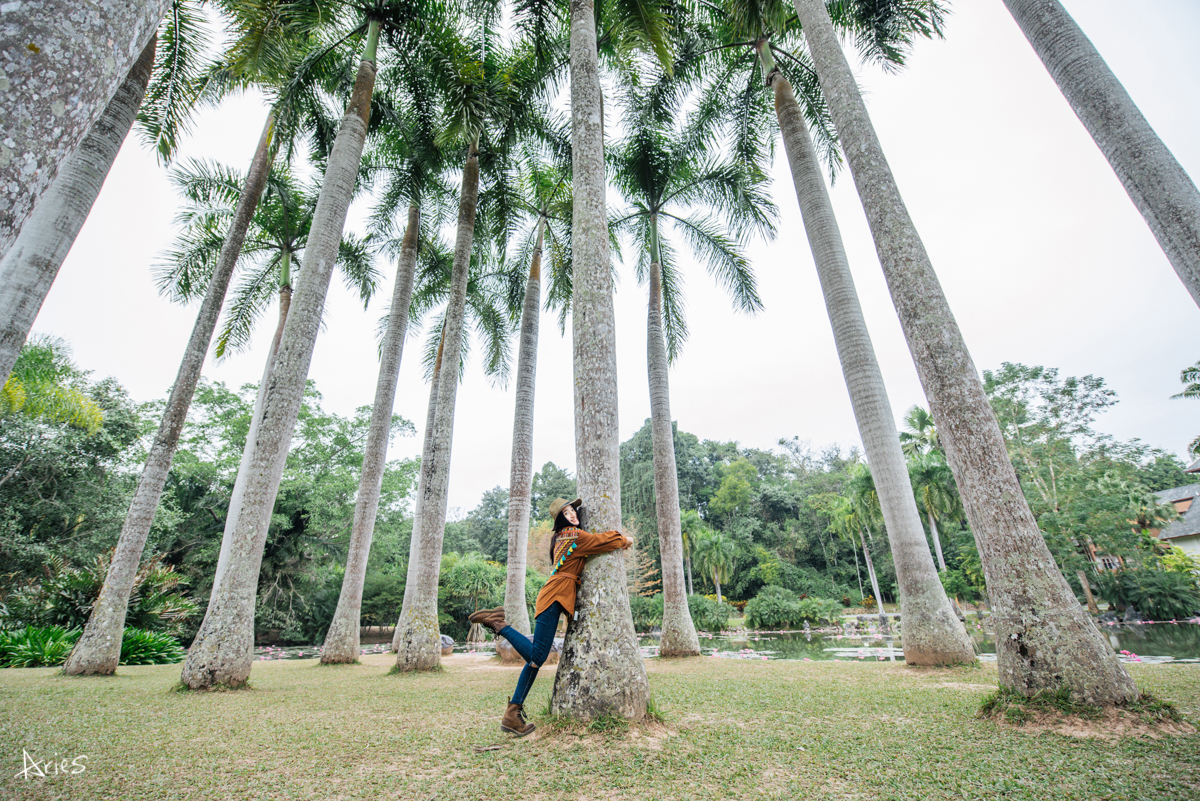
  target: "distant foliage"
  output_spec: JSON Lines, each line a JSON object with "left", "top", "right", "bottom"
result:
{"left": 687, "top": 594, "right": 730, "bottom": 633}
{"left": 1091, "top": 569, "right": 1200, "bottom": 621}
{"left": 0, "top": 626, "right": 185, "bottom": 667}
{"left": 744, "top": 586, "right": 841, "bottom": 629}
{"left": 630, "top": 593, "right": 664, "bottom": 631}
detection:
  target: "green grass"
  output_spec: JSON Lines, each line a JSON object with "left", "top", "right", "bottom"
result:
{"left": 1, "top": 655, "right": 1198, "bottom": 800}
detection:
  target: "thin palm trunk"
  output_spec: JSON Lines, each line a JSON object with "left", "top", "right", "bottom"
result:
{"left": 686, "top": 554, "right": 694, "bottom": 597}
{"left": 793, "top": 0, "right": 1136, "bottom": 703}
{"left": 213, "top": 259, "right": 292, "bottom": 595}
{"left": 0, "top": 39, "right": 156, "bottom": 388}
{"left": 646, "top": 226, "right": 700, "bottom": 657}
{"left": 1003, "top": 0, "right": 1200, "bottom": 308}
{"left": 500, "top": 216, "right": 545, "bottom": 655}
{"left": 852, "top": 544, "right": 864, "bottom": 600}
{"left": 927, "top": 511, "right": 947, "bottom": 572}
{"left": 322, "top": 203, "right": 420, "bottom": 663}
{"left": 551, "top": 0, "right": 648, "bottom": 721}
{"left": 393, "top": 137, "right": 480, "bottom": 671}
{"left": 180, "top": 25, "right": 379, "bottom": 689}
{"left": 0, "top": 1, "right": 169, "bottom": 259}
{"left": 713, "top": 573, "right": 722, "bottom": 606}
{"left": 391, "top": 326, "right": 443, "bottom": 652}
{"left": 859, "top": 526, "right": 885, "bottom": 627}
{"left": 64, "top": 105, "right": 277, "bottom": 677}
{"left": 761, "top": 41, "right": 971, "bottom": 665}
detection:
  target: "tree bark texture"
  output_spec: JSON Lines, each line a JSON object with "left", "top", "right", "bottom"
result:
{"left": 390, "top": 330, "right": 442, "bottom": 652}
{"left": 0, "top": 37, "right": 154, "bottom": 388}
{"left": 63, "top": 108, "right": 276, "bottom": 678}
{"left": 1004, "top": 0, "right": 1200, "bottom": 308}
{"left": 552, "top": 0, "right": 648, "bottom": 720}
{"left": 322, "top": 203, "right": 419, "bottom": 663}
{"left": 392, "top": 142, "right": 479, "bottom": 672}
{"left": 499, "top": 217, "right": 544, "bottom": 660}
{"left": 180, "top": 54, "right": 376, "bottom": 689}
{"left": 0, "top": 0, "right": 170, "bottom": 259}
{"left": 928, "top": 512, "right": 947, "bottom": 572}
{"left": 794, "top": 0, "right": 1136, "bottom": 702}
{"left": 647, "top": 253, "right": 700, "bottom": 657}
{"left": 770, "top": 62, "right": 972, "bottom": 665}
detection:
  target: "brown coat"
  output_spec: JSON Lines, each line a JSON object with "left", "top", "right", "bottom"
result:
{"left": 534, "top": 527, "right": 628, "bottom": 617}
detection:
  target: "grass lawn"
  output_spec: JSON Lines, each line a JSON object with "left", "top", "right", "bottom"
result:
{"left": 1, "top": 654, "right": 1198, "bottom": 800}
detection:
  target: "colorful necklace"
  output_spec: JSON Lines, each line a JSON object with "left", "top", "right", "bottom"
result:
{"left": 549, "top": 531, "right": 579, "bottom": 576}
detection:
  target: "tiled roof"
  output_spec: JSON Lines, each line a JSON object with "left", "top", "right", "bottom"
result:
{"left": 1186, "top": 456, "right": 1200, "bottom": 474}
{"left": 1155, "top": 483, "right": 1200, "bottom": 541}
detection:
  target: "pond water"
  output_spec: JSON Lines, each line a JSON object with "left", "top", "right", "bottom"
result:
{"left": 637, "top": 620, "right": 1200, "bottom": 664}
{"left": 251, "top": 620, "right": 1200, "bottom": 664}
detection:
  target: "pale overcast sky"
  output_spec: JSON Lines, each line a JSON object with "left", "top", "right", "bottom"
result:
{"left": 31, "top": 0, "right": 1200, "bottom": 516}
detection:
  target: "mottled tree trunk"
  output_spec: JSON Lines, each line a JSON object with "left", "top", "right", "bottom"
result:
{"left": 0, "top": 0, "right": 170, "bottom": 259}
{"left": 180, "top": 33, "right": 378, "bottom": 689}
{"left": 322, "top": 203, "right": 419, "bottom": 663}
{"left": 64, "top": 105, "right": 276, "bottom": 677}
{"left": 646, "top": 245, "right": 699, "bottom": 657}
{"left": 390, "top": 329, "right": 442, "bottom": 653}
{"left": 551, "top": 0, "right": 648, "bottom": 720}
{"left": 1004, "top": 0, "right": 1200, "bottom": 308}
{"left": 0, "top": 37, "right": 155, "bottom": 387}
{"left": 764, "top": 44, "right": 971, "bottom": 665}
{"left": 794, "top": 0, "right": 1136, "bottom": 702}
{"left": 498, "top": 217, "right": 544, "bottom": 662}
{"left": 392, "top": 139, "right": 479, "bottom": 672}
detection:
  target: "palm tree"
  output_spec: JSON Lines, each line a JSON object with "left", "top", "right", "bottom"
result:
{"left": 321, "top": 69, "right": 453, "bottom": 664}
{"left": 0, "top": 1, "right": 168, "bottom": 260}
{"left": 0, "top": 335, "right": 105, "bottom": 434}
{"left": 898, "top": 405, "right": 939, "bottom": 458}
{"left": 63, "top": 1, "right": 336, "bottom": 677}
{"left": 0, "top": 39, "right": 157, "bottom": 390}
{"left": 609, "top": 72, "right": 777, "bottom": 656}
{"left": 792, "top": 0, "right": 1137, "bottom": 704}
{"left": 180, "top": 12, "right": 388, "bottom": 690}
{"left": 692, "top": 529, "right": 737, "bottom": 605}
{"left": 680, "top": 509, "right": 705, "bottom": 596}
{"left": 1174, "top": 360, "right": 1200, "bottom": 457}
{"left": 908, "top": 451, "right": 960, "bottom": 573}
{"left": 1002, "top": 0, "right": 1200, "bottom": 308}
{"left": 841, "top": 463, "right": 890, "bottom": 626}
{"left": 703, "top": 0, "right": 972, "bottom": 664}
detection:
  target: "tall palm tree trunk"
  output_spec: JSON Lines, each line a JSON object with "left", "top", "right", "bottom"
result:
{"left": 0, "top": 38, "right": 156, "bottom": 387}
{"left": 64, "top": 106, "right": 277, "bottom": 677}
{"left": 499, "top": 215, "right": 545, "bottom": 659}
{"left": 859, "top": 527, "right": 885, "bottom": 624}
{"left": 646, "top": 228, "right": 700, "bottom": 657}
{"left": 927, "top": 511, "right": 947, "bottom": 572}
{"left": 213, "top": 250, "right": 292, "bottom": 595}
{"left": 0, "top": 0, "right": 169, "bottom": 259}
{"left": 1004, "top": 0, "right": 1200, "bottom": 308}
{"left": 760, "top": 41, "right": 971, "bottom": 665}
{"left": 685, "top": 554, "right": 694, "bottom": 596}
{"left": 793, "top": 0, "right": 1136, "bottom": 703}
{"left": 322, "top": 203, "right": 420, "bottom": 663}
{"left": 180, "top": 26, "right": 379, "bottom": 689}
{"left": 393, "top": 138, "right": 480, "bottom": 672}
{"left": 391, "top": 327, "right": 443, "bottom": 652}
{"left": 552, "top": 0, "right": 648, "bottom": 720}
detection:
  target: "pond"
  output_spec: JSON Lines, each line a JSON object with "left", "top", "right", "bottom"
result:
{"left": 250, "top": 620, "right": 1200, "bottom": 664}
{"left": 637, "top": 619, "right": 1200, "bottom": 664}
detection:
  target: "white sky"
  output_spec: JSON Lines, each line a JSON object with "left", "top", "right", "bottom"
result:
{"left": 31, "top": 0, "right": 1200, "bottom": 517}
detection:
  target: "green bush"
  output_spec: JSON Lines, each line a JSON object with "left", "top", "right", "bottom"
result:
{"left": 629, "top": 593, "right": 664, "bottom": 631}
{"left": 0, "top": 626, "right": 80, "bottom": 667}
{"left": 1092, "top": 568, "right": 1200, "bottom": 620}
{"left": 114, "top": 628, "right": 186, "bottom": 665}
{"left": 360, "top": 571, "right": 407, "bottom": 629}
{"left": 688, "top": 594, "right": 731, "bottom": 633}
{"left": 744, "top": 586, "right": 841, "bottom": 630}
{"left": 0, "top": 626, "right": 185, "bottom": 667}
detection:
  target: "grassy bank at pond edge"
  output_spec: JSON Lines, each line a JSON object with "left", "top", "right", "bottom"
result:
{"left": 2, "top": 654, "right": 1198, "bottom": 800}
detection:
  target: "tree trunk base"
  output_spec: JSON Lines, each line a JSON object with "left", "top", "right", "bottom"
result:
{"left": 658, "top": 606, "right": 701, "bottom": 657}
{"left": 391, "top": 611, "right": 442, "bottom": 672}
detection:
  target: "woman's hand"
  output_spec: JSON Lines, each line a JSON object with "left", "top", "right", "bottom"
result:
{"left": 621, "top": 535, "right": 633, "bottom": 549}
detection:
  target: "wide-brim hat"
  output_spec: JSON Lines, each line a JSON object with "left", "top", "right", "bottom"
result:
{"left": 547, "top": 497, "right": 582, "bottom": 521}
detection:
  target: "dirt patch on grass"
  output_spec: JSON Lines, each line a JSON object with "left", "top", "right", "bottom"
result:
{"left": 985, "top": 706, "right": 1197, "bottom": 741}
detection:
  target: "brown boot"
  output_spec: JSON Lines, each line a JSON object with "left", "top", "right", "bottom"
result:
{"left": 467, "top": 606, "right": 507, "bottom": 636}
{"left": 500, "top": 702, "right": 535, "bottom": 737}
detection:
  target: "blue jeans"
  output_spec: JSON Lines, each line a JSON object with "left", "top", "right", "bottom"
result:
{"left": 499, "top": 601, "right": 565, "bottom": 706}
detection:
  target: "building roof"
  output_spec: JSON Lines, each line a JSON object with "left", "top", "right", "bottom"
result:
{"left": 1186, "top": 457, "right": 1200, "bottom": 474}
{"left": 1154, "top": 483, "right": 1200, "bottom": 541}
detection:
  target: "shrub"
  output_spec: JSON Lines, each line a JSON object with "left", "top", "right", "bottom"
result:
{"left": 114, "top": 628, "right": 186, "bottom": 665}
{"left": 744, "top": 586, "right": 841, "bottom": 629}
{"left": 1092, "top": 568, "right": 1200, "bottom": 620}
{"left": 629, "top": 593, "right": 664, "bottom": 631}
{"left": 688, "top": 594, "right": 731, "bottom": 633}
{"left": 0, "top": 626, "right": 80, "bottom": 667}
